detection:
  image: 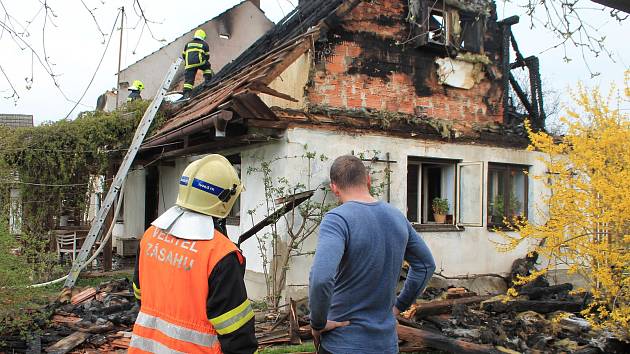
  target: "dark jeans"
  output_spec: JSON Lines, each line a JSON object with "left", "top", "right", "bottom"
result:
{"left": 183, "top": 62, "right": 212, "bottom": 92}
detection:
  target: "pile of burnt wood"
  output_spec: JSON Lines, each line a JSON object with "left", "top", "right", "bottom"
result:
{"left": 3, "top": 272, "right": 629, "bottom": 354}
{"left": 396, "top": 284, "right": 628, "bottom": 353}
{"left": 1, "top": 278, "right": 137, "bottom": 354}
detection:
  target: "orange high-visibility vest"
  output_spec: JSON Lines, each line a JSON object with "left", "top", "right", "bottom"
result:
{"left": 129, "top": 226, "right": 244, "bottom": 354}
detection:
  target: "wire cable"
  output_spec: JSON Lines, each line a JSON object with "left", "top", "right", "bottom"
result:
{"left": 63, "top": 9, "right": 121, "bottom": 119}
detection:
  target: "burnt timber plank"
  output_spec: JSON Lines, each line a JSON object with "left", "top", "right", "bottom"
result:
{"left": 482, "top": 299, "right": 583, "bottom": 314}
{"left": 413, "top": 295, "right": 492, "bottom": 319}
{"left": 247, "top": 119, "right": 289, "bottom": 129}
{"left": 45, "top": 331, "right": 91, "bottom": 354}
{"left": 518, "top": 283, "right": 572, "bottom": 300}
{"left": 397, "top": 324, "right": 501, "bottom": 354}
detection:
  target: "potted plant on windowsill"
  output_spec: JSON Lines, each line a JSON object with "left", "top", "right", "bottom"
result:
{"left": 432, "top": 198, "right": 449, "bottom": 224}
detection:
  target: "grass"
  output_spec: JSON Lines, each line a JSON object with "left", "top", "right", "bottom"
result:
{"left": 260, "top": 343, "right": 316, "bottom": 354}
{"left": 258, "top": 342, "right": 446, "bottom": 354}
{"left": 0, "top": 221, "right": 133, "bottom": 337}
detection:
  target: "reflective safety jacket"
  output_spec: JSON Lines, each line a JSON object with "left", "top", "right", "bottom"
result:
{"left": 127, "top": 90, "right": 142, "bottom": 102}
{"left": 182, "top": 38, "right": 210, "bottom": 70}
{"left": 129, "top": 226, "right": 257, "bottom": 354}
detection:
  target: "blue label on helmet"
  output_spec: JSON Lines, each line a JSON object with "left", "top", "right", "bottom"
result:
{"left": 191, "top": 178, "right": 224, "bottom": 196}
{"left": 179, "top": 176, "right": 190, "bottom": 186}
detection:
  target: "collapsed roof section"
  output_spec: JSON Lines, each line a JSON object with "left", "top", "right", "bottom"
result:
{"left": 140, "top": 0, "right": 543, "bottom": 160}
{"left": 143, "top": 0, "right": 360, "bottom": 145}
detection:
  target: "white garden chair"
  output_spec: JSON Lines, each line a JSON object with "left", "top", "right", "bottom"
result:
{"left": 56, "top": 231, "right": 80, "bottom": 263}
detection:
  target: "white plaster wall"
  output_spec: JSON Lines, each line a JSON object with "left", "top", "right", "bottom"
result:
{"left": 128, "top": 127, "right": 548, "bottom": 299}
{"left": 232, "top": 143, "right": 291, "bottom": 271}
{"left": 118, "top": 2, "right": 273, "bottom": 105}
{"left": 274, "top": 128, "right": 548, "bottom": 291}
{"left": 157, "top": 159, "right": 189, "bottom": 215}
{"left": 150, "top": 143, "right": 290, "bottom": 270}
{"left": 123, "top": 168, "right": 147, "bottom": 239}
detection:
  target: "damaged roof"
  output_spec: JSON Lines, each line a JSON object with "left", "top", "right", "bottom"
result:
{"left": 143, "top": 0, "right": 362, "bottom": 145}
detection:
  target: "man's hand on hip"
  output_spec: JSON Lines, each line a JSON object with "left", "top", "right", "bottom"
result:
{"left": 312, "top": 320, "right": 350, "bottom": 350}
{"left": 392, "top": 305, "right": 401, "bottom": 317}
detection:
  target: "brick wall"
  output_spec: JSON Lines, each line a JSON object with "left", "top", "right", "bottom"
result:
{"left": 306, "top": 0, "right": 504, "bottom": 128}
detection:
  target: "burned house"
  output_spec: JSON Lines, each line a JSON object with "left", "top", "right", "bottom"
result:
{"left": 127, "top": 0, "right": 551, "bottom": 299}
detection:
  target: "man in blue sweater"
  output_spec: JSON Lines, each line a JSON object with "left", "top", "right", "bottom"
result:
{"left": 309, "top": 155, "right": 436, "bottom": 354}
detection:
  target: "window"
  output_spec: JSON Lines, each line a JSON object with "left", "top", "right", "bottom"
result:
{"left": 457, "top": 162, "right": 484, "bottom": 226}
{"left": 456, "top": 11, "right": 484, "bottom": 53}
{"left": 487, "top": 164, "right": 528, "bottom": 227}
{"left": 428, "top": 8, "right": 448, "bottom": 46}
{"left": 407, "top": 158, "right": 457, "bottom": 225}
{"left": 408, "top": 1, "right": 484, "bottom": 53}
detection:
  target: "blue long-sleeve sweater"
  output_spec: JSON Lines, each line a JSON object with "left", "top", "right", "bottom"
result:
{"left": 309, "top": 201, "right": 436, "bottom": 354}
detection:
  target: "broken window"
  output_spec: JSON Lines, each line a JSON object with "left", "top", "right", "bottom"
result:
{"left": 408, "top": 1, "right": 484, "bottom": 53}
{"left": 456, "top": 11, "right": 484, "bottom": 53}
{"left": 428, "top": 8, "right": 448, "bottom": 46}
{"left": 407, "top": 158, "right": 457, "bottom": 225}
{"left": 487, "top": 163, "right": 528, "bottom": 227}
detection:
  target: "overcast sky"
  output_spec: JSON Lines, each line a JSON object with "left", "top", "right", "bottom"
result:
{"left": 0, "top": 0, "right": 627, "bottom": 125}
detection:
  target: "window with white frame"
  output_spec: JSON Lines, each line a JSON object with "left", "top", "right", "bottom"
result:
{"left": 487, "top": 163, "right": 528, "bottom": 227}
{"left": 407, "top": 157, "right": 485, "bottom": 228}
{"left": 407, "top": 158, "right": 457, "bottom": 224}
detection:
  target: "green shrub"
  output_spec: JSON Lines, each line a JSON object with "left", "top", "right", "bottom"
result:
{"left": 0, "top": 222, "right": 52, "bottom": 337}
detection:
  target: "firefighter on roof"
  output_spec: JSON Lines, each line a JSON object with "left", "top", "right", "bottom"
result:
{"left": 181, "top": 29, "right": 214, "bottom": 99}
{"left": 127, "top": 80, "right": 144, "bottom": 102}
{"left": 129, "top": 155, "right": 257, "bottom": 353}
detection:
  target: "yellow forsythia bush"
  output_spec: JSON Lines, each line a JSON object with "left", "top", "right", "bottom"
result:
{"left": 499, "top": 71, "right": 630, "bottom": 339}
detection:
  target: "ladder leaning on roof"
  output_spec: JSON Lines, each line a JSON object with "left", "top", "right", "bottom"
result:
{"left": 63, "top": 59, "right": 183, "bottom": 288}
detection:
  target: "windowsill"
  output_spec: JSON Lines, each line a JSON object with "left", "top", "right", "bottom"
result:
{"left": 487, "top": 225, "right": 518, "bottom": 232}
{"left": 412, "top": 223, "right": 465, "bottom": 232}
{"left": 226, "top": 216, "right": 240, "bottom": 226}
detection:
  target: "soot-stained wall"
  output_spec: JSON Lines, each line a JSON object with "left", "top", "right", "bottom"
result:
{"left": 306, "top": 0, "right": 505, "bottom": 131}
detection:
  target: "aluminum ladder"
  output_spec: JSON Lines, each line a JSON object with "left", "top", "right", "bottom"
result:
{"left": 63, "top": 58, "right": 182, "bottom": 288}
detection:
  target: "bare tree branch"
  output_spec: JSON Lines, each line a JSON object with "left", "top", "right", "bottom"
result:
{"left": 64, "top": 9, "right": 121, "bottom": 119}
{"left": 507, "top": 0, "right": 625, "bottom": 77}
{"left": 132, "top": 0, "right": 165, "bottom": 43}
{"left": 79, "top": 0, "right": 107, "bottom": 41}
{"left": 0, "top": 63, "right": 19, "bottom": 102}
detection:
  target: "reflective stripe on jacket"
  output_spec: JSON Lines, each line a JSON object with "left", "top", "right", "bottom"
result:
{"left": 129, "top": 226, "right": 245, "bottom": 354}
{"left": 182, "top": 38, "right": 210, "bottom": 69}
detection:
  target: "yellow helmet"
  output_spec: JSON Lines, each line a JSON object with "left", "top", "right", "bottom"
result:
{"left": 131, "top": 80, "right": 144, "bottom": 91}
{"left": 194, "top": 29, "right": 207, "bottom": 40}
{"left": 176, "top": 155, "right": 242, "bottom": 218}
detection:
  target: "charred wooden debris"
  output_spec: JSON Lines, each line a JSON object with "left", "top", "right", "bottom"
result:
{"left": 1, "top": 278, "right": 137, "bottom": 354}
{"left": 2, "top": 273, "right": 629, "bottom": 353}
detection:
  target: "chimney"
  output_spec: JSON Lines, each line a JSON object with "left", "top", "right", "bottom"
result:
{"left": 249, "top": 0, "right": 260, "bottom": 8}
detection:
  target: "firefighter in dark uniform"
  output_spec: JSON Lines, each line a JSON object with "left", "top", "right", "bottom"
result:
{"left": 127, "top": 80, "right": 144, "bottom": 102}
{"left": 182, "top": 29, "right": 214, "bottom": 99}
